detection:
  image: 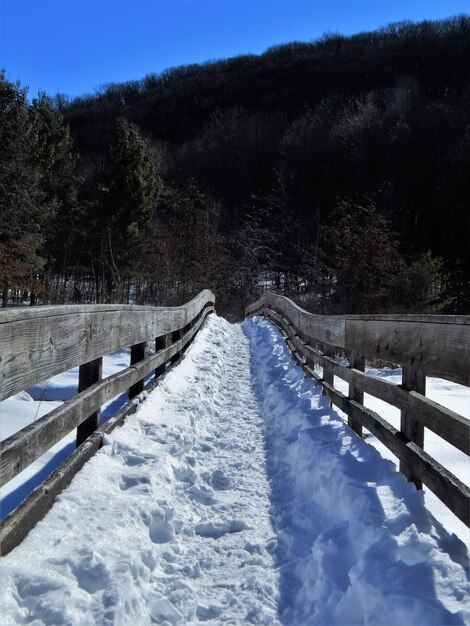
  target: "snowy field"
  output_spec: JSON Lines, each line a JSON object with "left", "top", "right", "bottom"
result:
{"left": 0, "top": 315, "right": 469, "bottom": 625}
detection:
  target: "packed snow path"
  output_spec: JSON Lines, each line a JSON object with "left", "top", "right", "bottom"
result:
{"left": 1, "top": 316, "right": 469, "bottom": 625}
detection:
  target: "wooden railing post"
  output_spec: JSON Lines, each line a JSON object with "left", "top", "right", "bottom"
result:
{"left": 76, "top": 357, "right": 102, "bottom": 446}
{"left": 171, "top": 329, "right": 182, "bottom": 365}
{"left": 400, "top": 366, "right": 426, "bottom": 490}
{"left": 348, "top": 351, "right": 365, "bottom": 436}
{"left": 155, "top": 334, "right": 169, "bottom": 379}
{"left": 323, "top": 344, "right": 336, "bottom": 390}
{"left": 129, "top": 342, "right": 146, "bottom": 399}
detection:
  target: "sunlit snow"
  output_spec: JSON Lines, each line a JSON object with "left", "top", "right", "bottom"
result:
{"left": 0, "top": 315, "right": 468, "bottom": 625}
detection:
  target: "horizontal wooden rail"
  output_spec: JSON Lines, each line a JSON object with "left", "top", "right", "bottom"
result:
{"left": 0, "top": 291, "right": 215, "bottom": 554}
{"left": 0, "top": 303, "right": 213, "bottom": 488}
{"left": 246, "top": 293, "right": 470, "bottom": 386}
{"left": 0, "top": 331, "right": 199, "bottom": 556}
{"left": 266, "top": 309, "right": 469, "bottom": 454}
{"left": 0, "top": 289, "right": 214, "bottom": 402}
{"left": 246, "top": 295, "right": 470, "bottom": 527}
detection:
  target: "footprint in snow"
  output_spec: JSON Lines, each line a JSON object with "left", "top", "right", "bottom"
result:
{"left": 109, "top": 442, "right": 155, "bottom": 466}
{"left": 172, "top": 464, "right": 197, "bottom": 485}
{"left": 124, "top": 453, "right": 149, "bottom": 467}
{"left": 188, "top": 484, "right": 217, "bottom": 506}
{"left": 70, "top": 556, "right": 109, "bottom": 594}
{"left": 196, "top": 604, "right": 222, "bottom": 620}
{"left": 119, "top": 474, "right": 151, "bottom": 491}
{"left": 139, "top": 422, "right": 158, "bottom": 437}
{"left": 147, "top": 508, "right": 176, "bottom": 544}
{"left": 195, "top": 519, "right": 248, "bottom": 539}
{"left": 208, "top": 469, "right": 231, "bottom": 491}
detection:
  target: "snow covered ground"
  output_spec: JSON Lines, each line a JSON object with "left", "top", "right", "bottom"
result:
{"left": 0, "top": 315, "right": 469, "bottom": 625}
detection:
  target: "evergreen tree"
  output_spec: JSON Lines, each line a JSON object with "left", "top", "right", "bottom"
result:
{"left": 30, "top": 92, "right": 80, "bottom": 302}
{"left": 0, "top": 72, "right": 42, "bottom": 304}
{"left": 89, "top": 118, "right": 162, "bottom": 300}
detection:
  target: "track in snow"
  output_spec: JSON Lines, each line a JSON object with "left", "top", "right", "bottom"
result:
{"left": 0, "top": 315, "right": 468, "bottom": 626}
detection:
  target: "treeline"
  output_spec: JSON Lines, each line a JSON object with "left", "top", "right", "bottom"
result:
{"left": 1, "top": 16, "right": 469, "bottom": 317}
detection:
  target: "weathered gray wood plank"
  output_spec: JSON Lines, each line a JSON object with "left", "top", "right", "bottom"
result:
{"left": 277, "top": 332, "right": 470, "bottom": 527}
{"left": 400, "top": 367, "right": 426, "bottom": 489}
{"left": 0, "top": 305, "right": 214, "bottom": 487}
{"left": 77, "top": 357, "right": 103, "bottom": 446}
{"left": 129, "top": 342, "right": 146, "bottom": 400}
{"left": 155, "top": 334, "right": 169, "bottom": 378}
{"left": 325, "top": 381, "right": 470, "bottom": 526}
{"left": 344, "top": 318, "right": 469, "bottom": 386}
{"left": 247, "top": 295, "right": 470, "bottom": 386}
{"left": 0, "top": 290, "right": 215, "bottom": 401}
{"left": 322, "top": 344, "right": 335, "bottom": 394}
{"left": 258, "top": 308, "right": 469, "bottom": 455}
{"left": 0, "top": 306, "right": 215, "bottom": 556}
{"left": 0, "top": 389, "right": 143, "bottom": 557}
{"left": 171, "top": 328, "right": 183, "bottom": 365}
{"left": 348, "top": 351, "right": 365, "bottom": 436}
{"left": 346, "top": 400, "right": 470, "bottom": 526}
{"left": 247, "top": 294, "right": 346, "bottom": 347}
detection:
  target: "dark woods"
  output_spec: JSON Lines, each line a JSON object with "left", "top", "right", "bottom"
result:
{"left": 1, "top": 16, "right": 469, "bottom": 318}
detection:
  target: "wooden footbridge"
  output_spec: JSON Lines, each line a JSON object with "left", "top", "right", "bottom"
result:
{"left": 0, "top": 290, "right": 469, "bottom": 555}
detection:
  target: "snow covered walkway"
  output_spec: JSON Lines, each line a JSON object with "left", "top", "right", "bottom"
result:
{"left": 1, "top": 315, "right": 469, "bottom": 625}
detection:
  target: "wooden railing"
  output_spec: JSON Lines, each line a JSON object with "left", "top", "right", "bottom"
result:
{"left": 246, "top": 293, "right": 470, "bottom": 527}
{"left": 0, "top": 290, "right": 215, "bottom": 554}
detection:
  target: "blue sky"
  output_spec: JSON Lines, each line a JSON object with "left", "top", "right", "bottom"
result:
{"left": 1, "top": 0, "right": 468, "bottom": 99}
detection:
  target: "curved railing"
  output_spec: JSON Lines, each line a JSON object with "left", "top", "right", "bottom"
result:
{"left": 0, "top": 290, "right": 215, "bottom": 554}
{"left": 246, "top": 293, "right": 470, "bottom": 527}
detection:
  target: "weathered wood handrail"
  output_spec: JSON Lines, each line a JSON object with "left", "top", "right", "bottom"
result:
{"left": 246, "top": 294, "right": 470, "bottom": 527}
{"left": 0, "top": 291, "right": 215, "bottom": 554}
{"left": 0, "top": 289, "right": 215, "bottom": 402}
{"left": 246, "top": 293, "right": 469, "bottom": 385}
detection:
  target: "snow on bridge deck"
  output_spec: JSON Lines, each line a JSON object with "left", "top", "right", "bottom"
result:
{"left": 0, "top": 316, "right": 469, "bottom": 625}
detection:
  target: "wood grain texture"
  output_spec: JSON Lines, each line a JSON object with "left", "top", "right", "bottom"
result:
{"left": 247, "top": 295, "right": 470, "bottom": 386}
{"left": 0, "top": 290, "right": 215, "bottom": 401}
{"left": 400, "top": 367, "right": 426, "bottom": 488}
{"left": 344, "top": 318, "right": 469, "bottom": 386}
{"left": 246, "top": 294, "right": 346, "bottom": 346}
{"left": 0, "top": 305, "right": 214, "bottom": 487}
{"left": 348, "top": 351, "right": 365, "bottom": 436}
{"left": 261, "top": 308, "right": 469, "bottom": 455}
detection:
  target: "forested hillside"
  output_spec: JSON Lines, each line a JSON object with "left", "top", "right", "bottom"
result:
{"left": 1, "top": 16, "right": 469, "bottom": 317}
